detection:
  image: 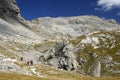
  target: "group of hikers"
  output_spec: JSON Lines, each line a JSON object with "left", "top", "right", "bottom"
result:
{"left": 20, "top": 57, "right": 33, "bottom": 66}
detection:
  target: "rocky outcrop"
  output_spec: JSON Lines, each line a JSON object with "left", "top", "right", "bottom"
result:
{"left": 55, "top": 44, "right": 78, "bottom": 71}
{"left": 91, "top": 61, "right": 101, "bottom": 77}
{"left": 37, "top": 42, "right": 78, "bottom": 72}
{"left": 0, "top": 0, "right": 22, "bottom": 19}
{"left": 0, "top": 0, "right": 24, "bottom": 22}
{"left": 0, "top": 56, "right": 20, "bottom": 72}
{"left": 108, "top": 19, "right": 117, "bottom": 24}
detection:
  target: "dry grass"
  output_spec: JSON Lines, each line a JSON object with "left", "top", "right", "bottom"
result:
{"left": 0, "top": 71, "right": 119, "bottom": 80}
{"left": 0, "top": 72, "right": 50, "bottom": 80}
{"left": 33, "top": 41, "right": 55, "bottom": 52}
{"left": 69, "top": 35, "right": 85, "bottom": 46}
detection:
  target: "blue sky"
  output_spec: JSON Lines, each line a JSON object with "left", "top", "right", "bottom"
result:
{"left": 17, "top": 0, "right": 120, "bottom": 22}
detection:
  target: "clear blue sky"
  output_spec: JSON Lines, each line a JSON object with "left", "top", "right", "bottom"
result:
{"left": 16, "top": 0, "right": 120, "bottom": 22}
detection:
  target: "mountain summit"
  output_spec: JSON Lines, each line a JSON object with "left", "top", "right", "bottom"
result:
{"left": 0, "top": 0, "right": 23, "bottom": 20}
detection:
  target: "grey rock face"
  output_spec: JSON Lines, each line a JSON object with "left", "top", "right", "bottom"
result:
{"left": 28, "top": 16, "right": 120, "bottom": 40}
{"left": 0, "top": 57, "right": 20, "bottom": 72}
{"left": 91, "top": 61, "right": 101, "bottom": 77}
{"left": 108, "top": 19, "right": 117, "bottom": 24}
{"left": 54, "top": 44, "right": 78, "bottom": 71}
{"left": 36, "top": 42, "right": 78, "bottom": 72}
{"left": 0, "top": 0, "right": 22, "bottom": 20}
{"left": 62, "top": 44, "right": 78, "bottom": 71}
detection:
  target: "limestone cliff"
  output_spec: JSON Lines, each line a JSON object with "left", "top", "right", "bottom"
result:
{"left": 0, "top": 0, "right": 23, "bottom": 20}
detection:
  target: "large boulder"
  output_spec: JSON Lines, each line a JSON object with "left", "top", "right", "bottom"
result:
{"left": 91, "top": 61, "right": 101, "bottom": 77}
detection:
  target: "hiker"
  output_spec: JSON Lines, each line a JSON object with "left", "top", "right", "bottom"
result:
{"left": 27, "top": 60, "right": 30, "bottom": 66}
{"left": 20, "top": 57, "right": 23, "bottom": 61}
{"left": 30, "top": 60, "right": 33, "bottom": 66}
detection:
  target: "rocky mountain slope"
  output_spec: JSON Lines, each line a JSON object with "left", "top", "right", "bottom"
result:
{"left": 26, "top": 16, "right": 120, "bottom": 40}
{"left": 0, "top": 0, "right": 120, "bottom": 78}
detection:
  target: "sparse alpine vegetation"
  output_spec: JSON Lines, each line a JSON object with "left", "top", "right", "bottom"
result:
{"left": 73, "top": 31, "right": 120, "bottom": 77}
